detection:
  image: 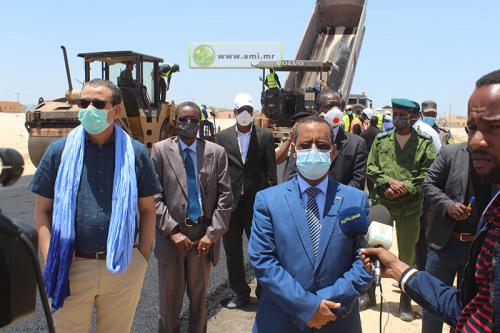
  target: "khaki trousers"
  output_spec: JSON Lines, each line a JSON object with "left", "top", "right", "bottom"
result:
{"left": 392, "top": 211, "right": 422, "bottom": 266}
{"left": 52, "top": 248, "right": 148, "bottom": 333}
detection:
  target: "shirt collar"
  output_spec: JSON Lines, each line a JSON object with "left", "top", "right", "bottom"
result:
{"left": 236, "top": 125, "right": 253, "bottom": 136}
{"left": 332, "top": 126, "right": 340, "bottom": 141}
{"left": 179, "top": 137, "right": 197, "bottom": 154}
{"left": 297, "top": 174, "right": 329, "bottom": 197}
{"left": 413, "top": 118, "right": 426, "bottom": 130}
{"left": 84, "top": 128, "right": 115, "bottom": 147}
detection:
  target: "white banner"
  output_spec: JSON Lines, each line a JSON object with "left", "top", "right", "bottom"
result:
{"left": 189, "top": 43, "right": 283, "bottom": 69}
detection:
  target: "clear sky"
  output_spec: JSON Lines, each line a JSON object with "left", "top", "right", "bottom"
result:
{"left": 1, "top": 0, "right": 498, "bottom": 115}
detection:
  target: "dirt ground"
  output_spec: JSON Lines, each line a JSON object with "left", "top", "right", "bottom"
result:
{"left": 0, "top": 112, "right": 35, "bottom": 175}
{"left": 1, "top": 111, "right": 461, "bottom": 332}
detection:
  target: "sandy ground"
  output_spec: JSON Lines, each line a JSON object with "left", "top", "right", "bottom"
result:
{"left": 1, "top": 111, "right": 462, "bottom": 332}
{"left": 0, "top": 112, "right": 35, "bottom": 175}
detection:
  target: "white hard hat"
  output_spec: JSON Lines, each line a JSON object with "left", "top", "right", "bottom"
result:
{"left": 362, "top": 108, "right": 374, "bottom": 119}
{"left": 233, "top": 93, "right": 253, "bottom": 110}
{"left": 324, "top": 106, "right": 344, "bottom": 128}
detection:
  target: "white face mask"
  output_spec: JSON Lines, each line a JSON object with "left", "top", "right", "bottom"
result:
{"left": 236, "top": 110, "right": 253, "bottom": 126}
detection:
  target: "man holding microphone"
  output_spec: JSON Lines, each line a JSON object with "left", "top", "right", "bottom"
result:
{"left": 361, "top": 69, "right": 500, "bottom": 332}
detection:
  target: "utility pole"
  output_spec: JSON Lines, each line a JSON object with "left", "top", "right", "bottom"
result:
{"left": 449, "top": 104, "right": 452, "bottom": 125}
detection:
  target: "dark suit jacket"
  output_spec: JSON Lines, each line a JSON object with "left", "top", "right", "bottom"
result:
{"left": 360, "top": 125, "right": 379, "bottom": 152}
{"left": 215, "top": 125, "right": 277, "bottom": 207}
{"left": 287, "top": 128, "right": 368, "bottom": 190}
{"left": 422, "top": 142, "right": 470, "bottom": 250}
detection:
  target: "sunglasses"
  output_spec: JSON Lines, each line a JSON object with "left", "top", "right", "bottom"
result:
{"left": 78, "top": 98, "right": 112, "bottom": 109}
{"left": 177, "top": 117, "right": 200, "bottom": 124}
{"left": 297, "top": 143, "right": 332, "bottom": 151}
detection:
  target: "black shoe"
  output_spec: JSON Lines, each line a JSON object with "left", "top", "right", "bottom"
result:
{"left": 222, "top": 294, "right": 250, "bottom": 309}
{"left": 359, "top": 288, "right": 377, "bottom": 311}
{"left": 358, "top": 293, "right": 370, "bottom": 311}
{"left": 399, "top": 294, "right": 414, "bottom": 322}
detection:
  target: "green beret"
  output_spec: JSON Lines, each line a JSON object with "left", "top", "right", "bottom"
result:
{"left": 391, "top": 98, "right": 419, "bottom": 112}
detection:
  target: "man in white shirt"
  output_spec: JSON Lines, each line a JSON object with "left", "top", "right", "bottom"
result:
{"left": 215, "top": 93, "right": 277, "bottom": 308}
{"left": 408, "top": 102, "right": 442, "bottom": 274}
{"left": 410, "top": 102, "right": 442, "bottom": 152}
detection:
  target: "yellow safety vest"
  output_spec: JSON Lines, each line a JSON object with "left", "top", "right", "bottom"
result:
{"left": 349, "top": 118, "right": 363, "bottom": 133}
{"left": 266, "top": 73, "right": 278, "bottom": 89}
{"left": 161, "top": 64, "right": 173, "bottom": 78}
{"left": 374, "top": 111, "right": 383, "bottom": 130}
{"left": 343, "top": 114, "right": 352, "bottom": 132}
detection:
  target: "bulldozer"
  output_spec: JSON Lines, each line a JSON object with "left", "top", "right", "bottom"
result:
{"left": 25, "top": 46, "right": 177, "bottom": 166}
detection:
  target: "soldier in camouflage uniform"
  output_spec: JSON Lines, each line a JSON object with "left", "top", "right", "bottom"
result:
{"left": 421, "top": 100, "right": 454, "bottom": 145}
{"left": 367, "top": 98, "right": 436, "bottom": 322}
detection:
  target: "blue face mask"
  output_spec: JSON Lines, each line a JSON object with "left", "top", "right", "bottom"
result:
{"left": 296, "top": 148, "right": 332, "bottom": 180}
{"left": 78, "top": 106, "right": 111, "bottom": 135}
{"left": 422, "top": 116, "right": 436, "bottom": 127}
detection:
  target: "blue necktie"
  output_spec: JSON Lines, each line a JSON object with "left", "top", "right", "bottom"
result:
{"left": 305, "top": 187, "right": 321, "bottom": 259}
{"left": 184, "top": 148, "right": 201, "bottom": 221}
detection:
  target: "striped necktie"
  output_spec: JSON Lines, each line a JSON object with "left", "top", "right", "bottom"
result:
{"left": 305, "top": 186, "right": 321, "bottom": 259}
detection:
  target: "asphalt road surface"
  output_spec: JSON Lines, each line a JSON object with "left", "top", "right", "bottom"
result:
{"left": 0, "top": 176, "right": 252, "bottom": 333}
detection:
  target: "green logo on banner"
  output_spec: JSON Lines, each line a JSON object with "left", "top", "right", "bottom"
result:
{"left": 193, "top": 44, "right": 216, "bottom": 67}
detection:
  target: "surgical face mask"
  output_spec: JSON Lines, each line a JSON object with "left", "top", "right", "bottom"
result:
{"left": 296, "top": 148, "right": 332, "bottom": 180}
{"left": 327, "top": 106, "right": 343, "bottom": 128}
{"left": 393, "top": 116, "right": 409, "bottom": 130}
{"left": 346, "top": 110, "right": 353, "bottom": 116}
{"left": 78, "top": 105, "right": 111, "bottom": 135}
{"left": 422, "top": 116, "right": 436, "bottom": 127}
{"left": 236, "top": 110, "right": 253, "bottom": 126}
{"left": 177, "top": 122, "right": 198, "bottom": 139}
{"left": 382, "top": 120, "right": 394, "bottom": 132}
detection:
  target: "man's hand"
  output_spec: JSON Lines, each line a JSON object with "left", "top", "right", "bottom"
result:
{"left": 359, "top": 248, "right": 409, "bottom": 282}
{"left": 169, "top": 232, "right": 193, "bottom": 252}
{"left": 384, "top": 188, "right": 397, "bottom": 200}
{"left": 447, "top": 202, "right": 471, "bottom": 221}
{"left": 307, "top": 300, "right": 341, "bottom": 329}
{"left": 387, "top": 179, "right": 409, "bottom": 197}
{"left": 196, "top": 235, "right": 213, "bottom": 256}
{"left": 289, "top": 124, "right": 296, "bottom": 143}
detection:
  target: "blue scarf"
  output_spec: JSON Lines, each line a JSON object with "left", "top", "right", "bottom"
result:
{"left": 44, "top": 124, "right": 137, "bottom": 311}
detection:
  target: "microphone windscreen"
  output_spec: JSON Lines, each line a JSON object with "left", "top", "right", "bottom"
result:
{"left": 368, "top": 204, "right": 393, "bottom": 227}
{"left": 338, "top": 206, "right": 369, "bottom": 238}
{"left": 366, "top": 205, "right": 393, "bottom": 250}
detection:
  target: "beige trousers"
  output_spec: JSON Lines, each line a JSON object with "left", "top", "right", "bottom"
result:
{"left": 52, "top": 248, "right": 148, "bottom": 333}
{"left": 158, "top": 224, "right": 211, "bottom": 333}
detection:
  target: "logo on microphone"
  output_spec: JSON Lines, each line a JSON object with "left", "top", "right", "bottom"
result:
{"left": 341, "top": 213, "right": 361, "bottom": 224}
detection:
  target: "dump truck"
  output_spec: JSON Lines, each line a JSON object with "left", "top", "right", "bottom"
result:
{"left": 257, "top": 0, "right": 367, "bottom": 134}
{"left": 25, "top": 47, "right": 176, "bottom": 166}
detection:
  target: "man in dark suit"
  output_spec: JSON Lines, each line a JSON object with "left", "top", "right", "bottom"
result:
{"left": 287, "top": 89, "right": 368, "bottom": 190}
{"left": 361, "top": 115, "right": 380, "bottom": 194}
{"left": 421, "top": 142, "right": 491, "bottom": 333}
{"left": 151, "top": 102, "right": 233, "bottom": 333}
{"left": 215, "top": 93, "right": 277, "bottom": 308}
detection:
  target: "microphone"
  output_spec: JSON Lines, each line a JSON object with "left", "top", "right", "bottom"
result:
{"left": 338, "top": 206, "right": 369, "bottom": 248}
{"left": 366, "top": 205, "right": 393, "bottom": 286}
